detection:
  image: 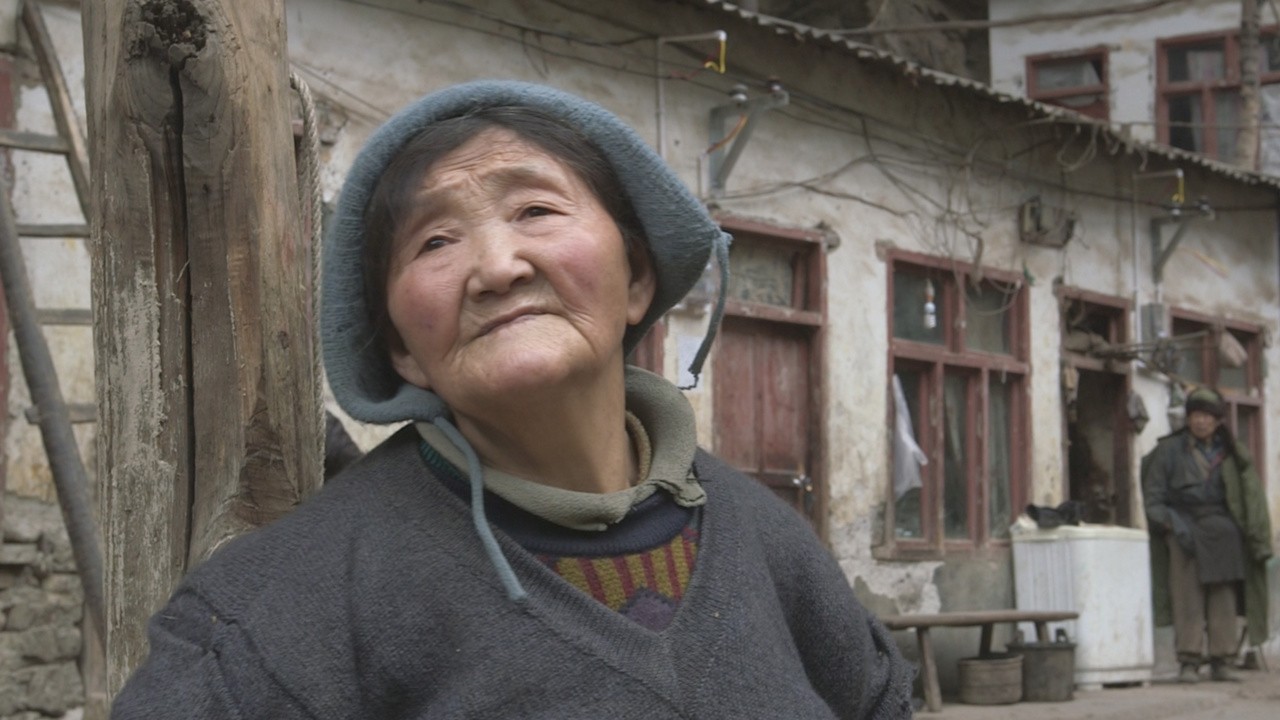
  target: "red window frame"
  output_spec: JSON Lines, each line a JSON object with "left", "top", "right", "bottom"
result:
{"left": 1156, "top": 28, "right": 1280, "bottom": 161}
{"left": 1168, "top": 309, "right": 1266, "bottom": 485}
{"left": 879, "top": 250, "right": 1030, "bottom": 559}
{"left": 1026, "top": 46, "right": 1110, "bottom": 120}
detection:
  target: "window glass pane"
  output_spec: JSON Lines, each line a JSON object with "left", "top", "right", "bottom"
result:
{"left": 1168, "top": 43, "right": 1225, "bottom": 82}
{"left": 1168, "top": 94, "right": 1204, "bottom": 152}
{"left": 1064, "top": 297, "right": 1122, "bottom": 344}
{"left": 943, "top": 372, "right": 970, "bottom": 539}
{"left": 1219, "top": 330, "right": 1250, "bottom": 390}
{"left": 1259, "top": 84, "right": 1280, "bottom": 174}
{"left": 1215, "top": 89, "right": 1241, "bottom": 162}
{"left": 1262, "top": 35, "right": 1280, "bottom": 74}
{"left": 1056, "top": 93, "right": 1106, "bottom": 109}
{"left": 1171, "top": 320, "right": 1207, "bottom": 382}
{"left": 727, "top": 236, "right": 797, "bottom": 307}
{"left": 894, "top": 369, "right": 926, "bottom": 540}
{"left": 893, "top": 269, "right": 943, "bottom": 344}
{"left": 965, "top": 283, "right": 1012, "bottom": 354}
{"left": 988, "top": 377, "right": 1013, "bottom": 539}
{"left": 1035, "top": 58, "right": 1102, "bottom": 91}
{"left": 1236, "top": 405, "right": 1261, "bottom": 461}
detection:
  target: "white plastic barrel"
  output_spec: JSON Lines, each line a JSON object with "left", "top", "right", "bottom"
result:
{"left": 1011, "top": 524, "right": 1155, "bottom": 688}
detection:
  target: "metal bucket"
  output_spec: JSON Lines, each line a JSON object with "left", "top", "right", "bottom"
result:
{"left": 957, "top": 653, "right": 1023, "bottom": 705}
{"left": 1008, "top": 640, "right": 1076, "bottom": 702}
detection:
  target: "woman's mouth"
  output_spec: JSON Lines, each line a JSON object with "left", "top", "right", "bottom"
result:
{"left": 478, "top": 308, "right": 544, "bottom": 337}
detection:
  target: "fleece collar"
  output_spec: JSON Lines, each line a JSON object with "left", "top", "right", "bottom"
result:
{"left": 414, "top": 367, "right": 704, "bottom": 531}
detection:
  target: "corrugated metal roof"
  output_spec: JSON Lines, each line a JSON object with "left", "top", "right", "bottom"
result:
{"left": 680, "top": 0, "right": 1280, "bottom": 191}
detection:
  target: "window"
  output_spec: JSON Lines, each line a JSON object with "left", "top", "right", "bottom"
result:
{"left": 1169, "top": 313, "right": 1265, "bottom": 479}
{"left": 1059, "top": 290, "right": 1134, "bottom": 526}
{"left": 1157, "top": 30, "right": 1280, "bottom": 162}
{"left": 1027, "top": 48, "right": 1109, "bottom": 120}
{"left": 885, "top": 254, "right": 1029, "bottom": 555}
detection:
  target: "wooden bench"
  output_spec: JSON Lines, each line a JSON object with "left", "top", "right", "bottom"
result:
{"left": 878, "top": 609, "right": 1079, "bottom": 713}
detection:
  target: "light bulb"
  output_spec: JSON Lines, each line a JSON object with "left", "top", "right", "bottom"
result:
{"left": 923, "top": 278, "right": 937, "bottom": 330}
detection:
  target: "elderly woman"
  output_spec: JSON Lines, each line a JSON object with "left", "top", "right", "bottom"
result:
{"left": 112, "top": 81, "right": 913, "bottom": 719}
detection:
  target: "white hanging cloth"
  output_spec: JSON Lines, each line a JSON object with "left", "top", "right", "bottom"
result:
{"left": 892, "top": 374, "right": 927, "bottom": 500}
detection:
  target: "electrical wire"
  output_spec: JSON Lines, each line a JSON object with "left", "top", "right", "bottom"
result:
{"left": 310, "top": 0, "right": 1277, "bottom": 232}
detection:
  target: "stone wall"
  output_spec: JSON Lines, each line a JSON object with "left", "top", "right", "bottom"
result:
{"left": 0, "top": 494, "right": 84, "bottom": 719}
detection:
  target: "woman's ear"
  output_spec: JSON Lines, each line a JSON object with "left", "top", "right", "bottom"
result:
{"left": 626, "top": 248, "right": 657, "bottom": 325}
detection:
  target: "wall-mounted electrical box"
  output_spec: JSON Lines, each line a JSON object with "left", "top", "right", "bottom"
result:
{"left": 1141, "top": 303, "right": 1166, "bottom": 344}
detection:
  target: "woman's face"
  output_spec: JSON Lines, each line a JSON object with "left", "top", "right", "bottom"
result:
{"left": 384, "top": 128, "right": 655, "bottom": 413}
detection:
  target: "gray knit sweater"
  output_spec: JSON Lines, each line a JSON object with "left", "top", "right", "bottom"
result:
{"left": 111, "top": 429, "right": 914, "bottom": 719}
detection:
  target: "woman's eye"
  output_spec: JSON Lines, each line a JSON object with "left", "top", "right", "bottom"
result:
{"left": 423, "top": 236, "right": 449, "bottom": 252}
{"left": 522, "top": 205, "right": 553, "bottom": 218}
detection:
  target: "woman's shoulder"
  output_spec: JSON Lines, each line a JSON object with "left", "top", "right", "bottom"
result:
{"left": 183, "top": 427, "right": 445, "bottom": 616}
{"left": 694, "top": 449, "right": 823, "bottom": 549}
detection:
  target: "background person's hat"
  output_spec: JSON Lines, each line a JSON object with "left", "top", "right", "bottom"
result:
{"left": 1185, "top": 387, "right": 1226, "bottom": 418}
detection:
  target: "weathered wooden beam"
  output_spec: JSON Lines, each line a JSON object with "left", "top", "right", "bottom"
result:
{"left": 25, "top": 402, "right": 97, "bottom": 424}
{"left": 16, "top": 222, "right": 91, "bottom": 237}
{"left": 0, "top": 128, "right": 69, "bottom": 153}
{"left": 34, "top": 307, "right": 93, "bottom": 326}
{"left": 84, "top": 0, "right": 323, "bottom": 696}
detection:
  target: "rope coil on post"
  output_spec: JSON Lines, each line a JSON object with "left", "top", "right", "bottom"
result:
{"left": 290, "top": 71, "right": 327, "bottom": 480}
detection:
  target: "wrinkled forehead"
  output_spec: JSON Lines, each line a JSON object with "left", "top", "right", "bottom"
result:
{"left": 414, "top": 127, "right": 583, "bottom": 197}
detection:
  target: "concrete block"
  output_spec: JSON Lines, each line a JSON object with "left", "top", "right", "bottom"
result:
{"left": 5, "top": 602, "right": 35, "bottom": 632}
{"left": 0, "top": 544, "right": 38, "bottom": 567}
{"left": 0, "top": 566, "right": 23, "bottom": 590}
{"left": 0, "top": 586, "right": 80, "bottom": 631}
{"left": 1, "top": 494, "right": 63, "bottom": 544}
{"left": 0, "top": 673, "right": 21, "bottom": 714}
{"left": 37, "top": 534, "right": 76, "bottom": 574}
{"left": 14, "top": 624, "right": 81, "bottom": 663}
{"left": 0, "top": 631, "right": 23, "bottom": 670}
{"left": 41, "top": 572, "right": 83, "bottom": 600}
{"left": 18, "top": 661, "right": 84, "bottom": 715}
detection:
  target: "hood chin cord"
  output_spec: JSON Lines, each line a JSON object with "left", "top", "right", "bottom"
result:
{"left": 432, "top": 416, "right": 528, "bottom": 601}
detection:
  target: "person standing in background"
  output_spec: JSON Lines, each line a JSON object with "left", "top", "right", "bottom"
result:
{"left": 1142, "top": 387, "right": 1272, "bottom": 683}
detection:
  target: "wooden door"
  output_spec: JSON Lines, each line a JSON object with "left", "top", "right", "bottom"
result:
{"left": 714, "top": 317, "right": 820, "bottom": 525}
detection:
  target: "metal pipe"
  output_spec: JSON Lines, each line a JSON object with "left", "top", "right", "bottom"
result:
{"left": 1131, "top": 168, "right": 1186, "bottom": 331}
{"left": 0, "top": 174, "right": 104, "bottom": 634}
{"left": 655, "top": 30, "right": 727, "bottom": 161}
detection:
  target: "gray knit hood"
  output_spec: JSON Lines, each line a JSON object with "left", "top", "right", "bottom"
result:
{"left": 322, "top": 80, "right": 730, "bottom": 426}
{"left": 321, "top": 80, "right": 730, "bottom": 600}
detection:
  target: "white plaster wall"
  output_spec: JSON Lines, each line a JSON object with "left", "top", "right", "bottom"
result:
{"left": 989, "top": 0, "right": 1244, "bottom": 142}
{"left": 4, "top": 1, "right": 94, "bottom": 502}
{"left": 12, "top": 0, "right": 1277, "bottom": 619}
{"left": 287, "top": 0, "right": 740, "bottom": 450}
{"left": 285, "top": 0, "right": 1280, "bottom": 603}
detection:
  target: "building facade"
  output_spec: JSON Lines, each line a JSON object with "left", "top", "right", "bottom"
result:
{"left": 1, "top": 1, "right": 1278, "bottom": 713}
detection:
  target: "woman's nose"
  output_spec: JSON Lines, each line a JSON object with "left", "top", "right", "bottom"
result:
{"left": 466, "top": 224, "right": 534, "bottom": 296}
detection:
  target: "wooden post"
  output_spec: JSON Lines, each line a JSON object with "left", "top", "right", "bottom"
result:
{"left": 81, "top": 0, "right": 323, "bottom": 696}
{"left": 1238, "top": 0, "right": 1261, "bottom": 170}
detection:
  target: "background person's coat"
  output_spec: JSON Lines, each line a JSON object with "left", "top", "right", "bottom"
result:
{"left": 1142, "top": 430, "right": 1273, "bottom": 646}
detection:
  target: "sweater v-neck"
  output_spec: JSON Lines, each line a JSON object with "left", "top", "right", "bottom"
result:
{"left": 409, "top": 432, "right": 739, "bottom": 706}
